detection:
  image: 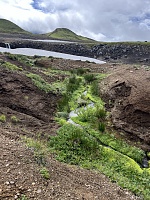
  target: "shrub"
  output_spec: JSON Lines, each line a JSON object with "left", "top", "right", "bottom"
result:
{"left": 76, "top": 68, "right": 87, "bottom": 75}
{"left": 84, "top": 73, "right": 95, "bottom": 83}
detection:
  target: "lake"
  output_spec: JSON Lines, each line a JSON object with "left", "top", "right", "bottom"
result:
{"left": 0, "top": 47, "right": 105, "bottom": 64}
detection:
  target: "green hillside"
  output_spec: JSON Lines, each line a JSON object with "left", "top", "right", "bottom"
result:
{"left": 0, "top": 18, "right": 30, "bottom": 34}
{"left": 46, "top": 28, "right": 95, "bottom": 42}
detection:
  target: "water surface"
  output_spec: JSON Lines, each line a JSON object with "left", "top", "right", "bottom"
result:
{"left": 0, "top": 47, "right": 105, "bottom": 64}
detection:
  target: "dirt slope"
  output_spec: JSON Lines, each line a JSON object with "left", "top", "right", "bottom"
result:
{"left": 0, "top": 128, "right": 140, "bottom": 200}
{"left": 100, "top": 65, "right": 150, "bottom": 150}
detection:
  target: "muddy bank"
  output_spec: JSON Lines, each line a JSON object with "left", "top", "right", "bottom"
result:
{"left": 100, "top": 66, "right": 150, "bottom": 150}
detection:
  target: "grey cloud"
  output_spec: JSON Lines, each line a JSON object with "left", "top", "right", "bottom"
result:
{"left": 0, "top": 0, "right": 150, "bottom": 41}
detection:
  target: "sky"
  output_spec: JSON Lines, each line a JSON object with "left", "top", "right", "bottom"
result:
{"left": 0, "top": 0, "right": 150, "bottom": 41}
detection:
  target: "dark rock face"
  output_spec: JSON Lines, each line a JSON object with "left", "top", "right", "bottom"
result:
{"left": 100, "top": 68, "right": 150, "bottom": 146}
{"left": 92, "top": 43, "right": 150, "bottom": 64}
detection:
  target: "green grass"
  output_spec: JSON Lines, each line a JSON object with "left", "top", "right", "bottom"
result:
{"left": 23, "top": 137, "right": 47, "bottom": 166}
{"left": 49, "top": 124, "right": 150, "bottom": 200}
{"left": 50, "top": 70, "right": 150, "bottom": 199}
{"left": 26, "top": 73, "right": 66, "bottom": 94}
{"left": 6, "top": 53, "right": 35, "bottom": 67}
{"left": 1, "top": 61, "right": 23, "bottom": 71}
{"left": 0, "top": 19, "right": 30, "bottom": 34}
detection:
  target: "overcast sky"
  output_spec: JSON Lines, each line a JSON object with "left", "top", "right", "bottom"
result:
{"left": 0, "top": 0, "right": 150, "bottom": 41}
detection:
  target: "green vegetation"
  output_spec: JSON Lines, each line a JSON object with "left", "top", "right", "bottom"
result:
{"left": 4, "top": 55, "right": 148, "bottom": 199}
{"left": 0, "top": 114, "right": 6, "bottom": 123}
{"left": 48, "top": 69, "right": 150, "bottom": 200}
{"left": 49, "top": 123, "right": 150, "bottom": 199}
{"left": 46, "top": 28, "right": 95, "bottom": 42}
{"left": 23, "top": 137, "right": 47, "bottom": 166}
{"left": 40, "top": 167, "right": 50, "bottom": 179}
{"left": 18, "top": 195, "right": 28, "bottom": 200}
{"left": 26, "top": 73, "right": 66, "bottom": 94}
{"left": 11, "top": 115, "right": 20, "bottom": 123}
{"left": 0, "top": 19, "right": 30, "bottom": 34}
{"left": 1, "top": 61, "right": 23, "bottom": 71}
{"left": 6, "top": 53, "right": 35, "bottom": 67}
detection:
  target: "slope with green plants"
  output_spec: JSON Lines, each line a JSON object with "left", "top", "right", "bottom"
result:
{"left": 49, "top": 70, "right": 150, "bottom": 200}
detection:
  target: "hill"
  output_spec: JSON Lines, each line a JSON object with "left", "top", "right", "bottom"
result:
{"left": 45, "top": 28, "right": 95, "bottom": 42}
{"left": 0, "top": 18, "right": 30, "bottom": 34}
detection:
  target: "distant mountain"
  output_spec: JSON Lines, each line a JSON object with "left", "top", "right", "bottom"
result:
{"left": 45, "top": 28, "right": 95, "bottom": 42}
{"left": 0, "top": 19, "right": 95, "bottom": 42}
{"left": 0, "top": 19, "right": 30, "bottom": 34}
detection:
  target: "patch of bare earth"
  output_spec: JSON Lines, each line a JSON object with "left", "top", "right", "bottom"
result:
{"left": 100, "top": 65, "right": 150, "bottom": 151}
{"left": 0, "top": 128, "right": 140, "bottom": 200}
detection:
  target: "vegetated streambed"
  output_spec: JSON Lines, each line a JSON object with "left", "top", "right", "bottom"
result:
{"left": 0, "top": 48, "right": 150, "bottom": 199}
{"left": 50, "top": 72, "right": 150, "bottom": 199}
{"left": 67, "top": 90, "right": 149, "bottom": 168}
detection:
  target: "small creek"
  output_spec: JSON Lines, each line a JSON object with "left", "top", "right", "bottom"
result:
{"left": 67, "top": 91, "right": 149, "bottom": 168}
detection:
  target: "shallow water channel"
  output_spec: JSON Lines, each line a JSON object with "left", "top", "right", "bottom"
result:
{"left": 67, "top": 91, "right": 149, "bottom": 168}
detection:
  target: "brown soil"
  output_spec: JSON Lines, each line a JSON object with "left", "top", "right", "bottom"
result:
{"left": 0, "top": 53, "right": 148, "bottom": 199}
{"left": 99, "top": 65, "right": 150, "bottom": 151}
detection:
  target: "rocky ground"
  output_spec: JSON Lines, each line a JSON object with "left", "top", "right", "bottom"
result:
{"left": 0, "top": 52, "right": 149, "bottom": 199}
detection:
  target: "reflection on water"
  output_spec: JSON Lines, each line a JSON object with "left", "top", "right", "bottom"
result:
{"left": 0, "top": 47, "right": 105, "bottom": 64}
{"left": 22, "top": 39, "right": 75, "bottom": 43}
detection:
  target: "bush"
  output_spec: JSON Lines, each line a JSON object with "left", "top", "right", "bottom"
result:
{"left": 76, "top": 68, "right": 87, "bottom": 75}
{"left": 84, "top": 73, "right": 95, "bottom": 83}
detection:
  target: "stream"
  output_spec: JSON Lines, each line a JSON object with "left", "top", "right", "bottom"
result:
{"left": 67, "top": 91, "right": 149, "bottom": 168}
